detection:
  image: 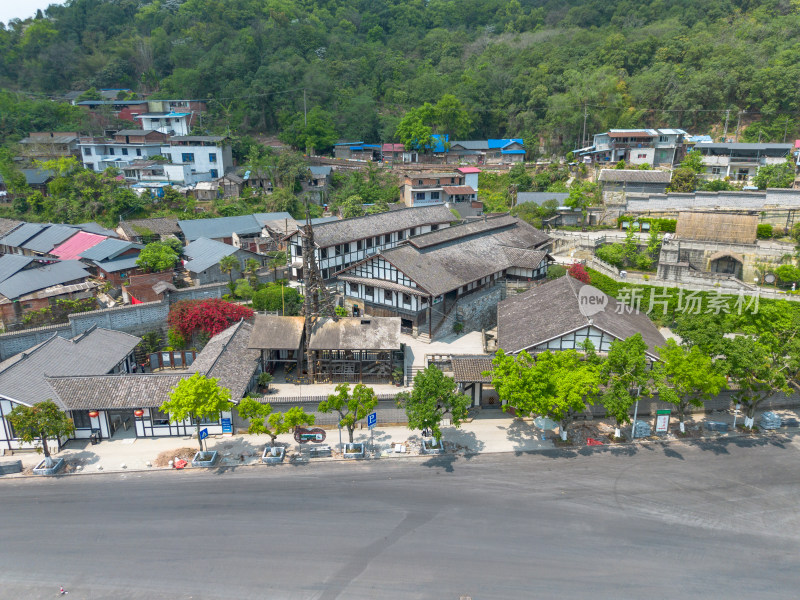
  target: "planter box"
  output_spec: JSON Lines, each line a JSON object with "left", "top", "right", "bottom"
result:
{"left": 0, "top": 460, "right": 22, "bottom": 475}
{"left": 343, "top": 443, "right": 365, "bottom": 459}
{"left": 33, "top": 458, "right": 64, "bottom": 476}
{"left": 192, "top": 451, "right": 218, "bottom": 467}
{"left": 421, "top": 438, "right": 443, "bottom": 455}
{"left": 704, "top": 421, "right": 729, "bottom": 432}
{"left": 262, "top": 446, "right": 285, "bottom": 464}
{"left": 308, "top": 445, "right": 332, "bottom": 458}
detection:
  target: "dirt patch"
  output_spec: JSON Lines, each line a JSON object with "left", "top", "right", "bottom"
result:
{"left": 154, "top": 447, "right": 198, "bottom": 467}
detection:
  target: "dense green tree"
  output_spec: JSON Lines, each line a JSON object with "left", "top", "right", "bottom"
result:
{"left": 135, "top": 241, "right": 179, "bottom": 273}
{"left": 160, "top": 373, "right": 232, "bottom": 451}
{"left": 318, "top": 383, "right": 378, "bottom": 444}
{"left": 753, "top": 158, "right": 795, "bottom": 190}
{"left": 279, "top": 107, "right": 338, "bottom": 155}
{"left": 237, "top": 399, "right": 315, "bottom": 447}
{"left": 600, "top": 334, "right": 651, "bottom": 438}
{"left": 7, "top": 400, "right": 74, "bottom": 468}
{"left": 396, "top": 365, "right": 471, "bottom": 443}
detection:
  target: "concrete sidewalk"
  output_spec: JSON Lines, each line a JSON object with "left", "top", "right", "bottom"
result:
{"left": 4, "top": 406, "right": 799, "bottom": 476}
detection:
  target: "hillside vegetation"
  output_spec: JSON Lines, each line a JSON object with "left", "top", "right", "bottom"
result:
{"left": 2, "top": 1, "right": 800, "bottom": 149}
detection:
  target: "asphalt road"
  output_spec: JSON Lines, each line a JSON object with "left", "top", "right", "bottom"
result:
{"left": 1, "top": 436, "right": 800, "bottom": 600}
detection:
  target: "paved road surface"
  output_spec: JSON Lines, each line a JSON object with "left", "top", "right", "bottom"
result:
{"left": 1, "top": 436, "right": 799, "bottom": 599}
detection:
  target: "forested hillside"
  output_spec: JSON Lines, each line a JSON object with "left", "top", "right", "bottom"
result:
{"left": 2, "top": 0, "right": 800, "bottom": 150}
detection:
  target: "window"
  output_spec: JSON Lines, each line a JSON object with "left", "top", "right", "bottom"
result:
{"left": 451, "top": 177, "right": 455, "bottom": 184}
{"left": 136, "top": 148, "right": 141, "bottom": 156}
{"left": 83, "top": 147, "right": 92, "bottom": 156}
{"left": 108, "top": 147, "right": 115, "bottom": 155}
{"left": 365, "top": 285, "right": 374, "bottom": 297}
{"left": 711, "top": 167, "right": 723, "bottom": 176}
{"left": 335, "top": 245, "right": 343, "bottom": 256}
{"left": 151, "top": 408, "right": 170, "bottom": 426}
{"left": 182, "top": 153, "right": 195, "bottom": 163}
{"left": 421, "top": 296, "right": 428, "bottom": 305}
{"left": 122, "top": 147, "right": 129, "bottom": 156}
{"left": 165, "top": 118, "right": 171, "bottom": 125}
{"left": 322, "top": 268, "right": 329, "bottom": 279}
{"left": 410, "top": 228, "right": 417, "bottom": 236}
{"left": 430, "top": 192, "right": 440, "bottom": 200}
{"left": 85, "top": 163, "right": 93, "bottom": 170}
{"left": 398, "top": 230, "right": 406, "bottom": 240}
{"left": 402, "top": 293, "right": 411, "bottom": 305}
{"left": 431, "top": 224, "right": 439, "bottom": 231}
{"left": 72, "top": 410, "right": 92, "bottom": 429}
{"left": 637, "top": 153, "right": 646, "bottom": 159}
{"left": 209, "top": 153, "right": 217, "bottom": 162}
{"left": 415, "top": 192, "right": 426, "bottom": 201}
{"left": 210, "top": 169, "right": 218, "bottom": 178}
{"left": 356, "top": 240, "right": 363, "bottom": 251}
{"left": 294, "top": 244, "right": 302, "bottom": 256}
{"left": 366, "top": 238, "right": 373, "bottom": 248}
{"left": 384, "top": 289, "right": 393, "bottom": 302}
{"left": 343, "top": 243, "right": 349, "bottom": 253}
{"left": 349, "top": 282, "right": 358, "bottom": 294}
{"left": 384, "top": 234, "right": 391, "bottom": 244}
{"left": 436, "top": 179, "right": 440, "bottom": 185}
{"left": 320, "top": 248, "right": 328, "bottom": 259}
{"left": 418, "top": 179, "right": 423, "bottom": 185}
{"left": 659, "top": 135, "right": 669, "bottom": 143}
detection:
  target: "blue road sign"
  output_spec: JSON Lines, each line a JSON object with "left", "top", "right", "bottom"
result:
{"left": 367, "top": 412, "right": 377, "bottom": 428}
{"left": 221, "top": 418, "right": 232, "bottom": 434}
{"left": 199, "top": 428, "right": 209, "bottom": 440}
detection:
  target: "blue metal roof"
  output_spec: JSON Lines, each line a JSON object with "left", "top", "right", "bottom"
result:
{"left": 501, "top": 149, "right": 526, "bottom": 155}
{"left": 488, "top": 138, "right": 524, "bottom": 149}
{"left": 349, "top": 146, "right": 364, "bottom": 151}
{"left": 0, "top": 223, "right": 47, "bottom": 248}
{"left": 178, "top": 215, "right": 262, "bottom": 241}
{"left": 0, "top": 260, "right": 90, "bottom": 300}
{"left": 334, "top": 141, "right": 364, "bottom": 146}
{"left": 252, "top": 212, "right": 294, "bottom": 227}
{"left": 0, "top": 255, "right": 34, "bottom": 283}
{"left": 431, "top": 134, "right": 449, "bottom": 153}
{"left": 80, "top": 238, "right": 141, "bottom": 261}
{"left": 183, "top": 237, "right": 239, "bottom": 273}
{"left": 22, "top": 225, "right": 79, "bottom": 253}
{"left": 93, "top": 255, "right": 141, "bottom": 273}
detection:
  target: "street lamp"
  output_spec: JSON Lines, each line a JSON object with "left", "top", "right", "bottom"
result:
{"left": 630, "top": 385, "right": 641, "bottom": 440}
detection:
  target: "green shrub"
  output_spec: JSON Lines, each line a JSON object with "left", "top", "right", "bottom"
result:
{"left": 546, "top": 264, "right": 566, "bottom": 280}
{"left": 757, "top": 223, "right": 773, "bottom": 239}
{"left": 595, "top": 243, "right": 625, "bottom": 268}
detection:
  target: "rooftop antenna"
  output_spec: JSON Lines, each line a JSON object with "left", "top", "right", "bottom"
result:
{"left": 301, "top": 199, "right": 337, "bottom": 382}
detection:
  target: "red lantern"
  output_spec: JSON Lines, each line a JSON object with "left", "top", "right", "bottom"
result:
{"left": 134, "top": 409, "right": 144, "bottom": 418}
{"left": 88, "top": 410, "right": 99, "bottom": 418}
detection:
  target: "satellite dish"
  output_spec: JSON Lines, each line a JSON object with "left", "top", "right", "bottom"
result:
{"left": 764, "top": 273, "right": 776, "bottom": 284}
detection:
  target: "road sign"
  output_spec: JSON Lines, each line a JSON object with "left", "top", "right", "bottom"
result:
{"left": 655, "top": 409, "right": 671, "bottom": 433}
{"left": 367, "top": 412, "right": 377, "bottom": 428}
{"left": 199, "top": 428, "right": 209, "bottom": 440}
{"left": 221, "top": 417, "right": 232, "bottom": 434}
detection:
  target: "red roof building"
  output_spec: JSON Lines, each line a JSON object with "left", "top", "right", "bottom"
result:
{"left": 51, "top": 232, "right": 107, "bottom": 260}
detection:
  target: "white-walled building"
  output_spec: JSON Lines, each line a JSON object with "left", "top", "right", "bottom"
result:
{"left": 285, "top": 205, "right": 456, "bottom": 282}
{"left": 160, "top": 136, "right": 233, "bottom": 181}
{"left": 78, "top": 130, "right": 169, "bottom": 172}
{"left": 135, "top": 112, "right": 192, "bottom": 136}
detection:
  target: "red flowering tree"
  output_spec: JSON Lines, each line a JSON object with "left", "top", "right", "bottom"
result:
{"left": 568, "top": 263, "right": 590, "bottom": 284}
{"left": 168, "top": 299, "right": 254, "bottom": 339}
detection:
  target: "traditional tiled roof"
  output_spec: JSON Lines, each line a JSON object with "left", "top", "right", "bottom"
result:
{"left": 496, "top": 276, "right": 666, "bottom": 358}
{"left": 0, "top": 327, "right": 141, "bottom": 408}
{"left": 189, "top": 320, "right": 259, "bottom": 399}
{"left": 442, "top": 186, "right": 475, "bottom": 195}
{"left": 80, "top": 238, "right": 142, "bottom": 261}
{"left": 307, "top": 317, "right": 400, "bottom": 350}
{"left": 516, "top": 192, "right": 570, "bottom": 205}
{"left": 296, "top": 205, "right": 455, "bottom": 247}
{"left": 118, "top": 217, "right": 181, "bottom": 240}
{"left": 248, "top": 315, "right": 305, "bottom": 350}
{"left": 46, "top": 374, "right": 187, "bottom": 410}
{"left": 0, "top": 222, "right": 47, "bottom": 247}
{"left": 451, "top": 355, "right": 494, "bottom": 383}
{"left": 598, "top": 169, "right": 672, "bottom": 184}
{"left": 341, "top": 217, "right": 551, "bottom": 297}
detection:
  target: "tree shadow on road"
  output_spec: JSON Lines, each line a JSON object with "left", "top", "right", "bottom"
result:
{"left": 420, "top": 455, "right": 457, "bottom": 473}
{"left": 503, "top": 418, "right": 545, "bottom": 456}
{"left": 662, "top": 447, "right": 684, "bottom": 460}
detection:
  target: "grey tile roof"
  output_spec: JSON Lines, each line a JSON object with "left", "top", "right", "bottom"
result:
{"left": 451, "top": 355, "right": 494, "bottom": 383}
{"left": 309, "top": 166, "right": 332, "bottom": 176}
{"left": 183, "top": 237, "right": 238, "bottom": 273}
{"left": 248, "top": 315, "right": 305, "bottom": 350}
{"left": 168, "top": 136, "right": 225, "bottom": 143}
{"left": 252, "top": 212, "right": 294, "bottom": 227}
{"left": 0, "top": 327, "right": 141, "bottom": 408}
{"left": 0, "top": 218, "right": 23, "bottom": 238}
{"left": 407, "top": 215, "right": 548, "bottom": 250}
{"left": 308, "top": 317, "right": 401, "bottom": 350}
{"left": 338, "top": 275, "right": 427, "bottom": 296}
{"left": 118, "top": 217, "right": 181, "bottom": 239}
{"left": 516, "top": 192, "right": 570, "bottom": 205}
{"left": 0, "top": 222, "right": 47, "bottom": 248}
{"left": 20, "top": 134, "right": 78, "bottom": 145}
{"left": 0, "top": 260, "right": 91, "bottom": 300}
{"left": 46, "top": 374, "right": 187, "bottom": 410}
{"left": 0, "top": 255, "right": 34, "bottom": 283}
{"left": 178, "top": 215, "right": 262, "bottom": 241}
{"left": 303, "top": 205, "right": 455, "bottom": 247}
{"left": 21, "top": 224, "right": 79, "bottom": 253}
{"left": 113, "top": 129, "right": 163, "bottom": 137}
{"left": 20, "top": 169, "right": 55, "bottom": 186}
{"left": 450, "top": 140, "right": 489, "bottom": 150}
{"left": 496, "top": 276, "right": 665, "bottom": 358}
{"left": 346, "top": 218, "right": 551, "bottom": 297}
{"left": 598, "top": 169, "right": 672, "bottom": 184}
{"left": 80, "top": 238, "right": 142, "bottom": 261}
{"left": 190, "top": 320, "right": 260, "bottom": 399}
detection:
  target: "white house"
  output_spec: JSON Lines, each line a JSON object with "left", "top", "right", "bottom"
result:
{"left": 160, "top": 136, "right": 233, "bottom": 181}
{"left": 135, "top": 112, "right": 192, "bottom": 136}
{"left": 78, "top": 130, "right": 169, "bottom": 172}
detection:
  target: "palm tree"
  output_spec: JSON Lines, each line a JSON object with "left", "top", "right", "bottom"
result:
{"left": 219, "top": 255, "right": 239, "bottom": 293}
{"left": 244, "top": 258, "right": 261, "bottom": 287}
{"left": 268, "top": 251, "right": 287, "bottom": 282}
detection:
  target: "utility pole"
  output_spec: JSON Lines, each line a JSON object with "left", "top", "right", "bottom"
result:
{"left": 784, "top": 117, "right": 791, "bottom": 143}
{"left": 734, "top": 110, "right": 742, "bottom": 143}
{"left": 722, "top": 109, "right": 730, "bottom": 142}
{"left": 581, "top": 103, "right": 588, "bottom": 147}
{"left": 303, "top": 89, "right": 308, "bottom": 127}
